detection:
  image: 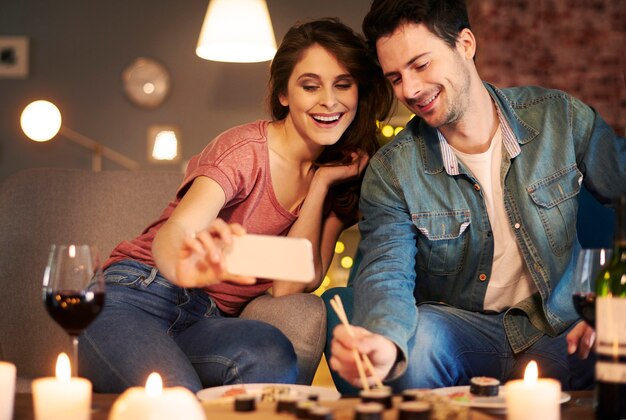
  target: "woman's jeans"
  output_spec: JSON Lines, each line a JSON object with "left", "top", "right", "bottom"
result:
{"left": 79, "top": 260, "right": 298, "bottom": 393}
{"left": 389, "top": 304, "right": 595, "bottom": 392}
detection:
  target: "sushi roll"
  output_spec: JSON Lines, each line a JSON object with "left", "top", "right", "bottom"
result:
{"left": 398, "top": 401, "right": 431, "bottom": 420}
{"left": 359, "top": 387, "right": 393, "bottom": 409}
{"left": 469, "top": 376, "right": 500, "bottom": 396}
{"left": 276, "top": 395, "right": 301, "bottom": 414}
{"left": 295, "top": 400, "right": 317, "bottom": 419}
{"left": 353, "top": 402, "right": 384, "bottom": 420}
{"left": 234, "top": 394, "right": 256, "bottom": 412}
{"left": 401, "top": 388, "right": 432, "bottom": 402}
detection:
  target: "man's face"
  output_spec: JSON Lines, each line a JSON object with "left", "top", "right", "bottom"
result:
{"left": 376, "top": 22, "right": 475, "bottom": 129}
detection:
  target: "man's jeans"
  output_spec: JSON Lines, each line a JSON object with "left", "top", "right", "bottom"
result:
{"left": 389, "top": 304, "right": 595, "bottom": 392}
{"left": 79, "top": 260, "right": 298, "bottom": 393}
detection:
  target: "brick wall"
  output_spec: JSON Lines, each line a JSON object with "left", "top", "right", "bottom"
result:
{"left": 467, "top": 0, "right": 626, "bottom": 134}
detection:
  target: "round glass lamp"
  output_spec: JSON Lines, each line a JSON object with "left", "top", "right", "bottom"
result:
{"left": 20, "top": 100, "right": 62, "bottom": 142}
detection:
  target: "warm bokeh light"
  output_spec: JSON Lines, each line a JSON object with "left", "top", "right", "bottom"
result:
{"left": 55, "top": 353, "right": 71, "bottom": 383}
{"left": 381, "top": 124, "right": 395, "bottom": 138}
{"left": 340, "top": 256, "right": 353, "bottom": 269}
{"left": 20, "top": 100, "right": 62, "bottom": 142}
{"left": 142, "top": 82, "right": 156, "bottom": 94}
{"left": 523, "top": 360, "right": 538, "bottom": 385}
{"left": 394, "top": 126, "right": 404, "bottom": 135}
{"left": 152, "top": 130, "right": 178, "bottom": 160}
{"left": 145, "top": 372, "right": 163, "bottom": 397}
{"left": 312, "top": 287, "right": 324, "bottom": 296}
{"left": 335, "top": 241, "right": 345, "bottom": 254}
{"left": 322, "top": 276, "right": 331, "bottom": 288}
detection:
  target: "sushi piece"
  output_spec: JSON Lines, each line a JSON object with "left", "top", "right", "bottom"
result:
{"left": 401, "top": 388, "right": 432, "bottom": 402}
{"left": 359, "top": 387, "right": 393, "bottom": 409}
{"left": 354, "top": 402, "right": 384, "bottom": 420}
{"left": 469, "top": 376, "right": 500, "bottom": 396}
{"left": 398, "top": 401, "right": 431, "bottom": 420}
{"left": 234, "top": 394, "right": 256, "bottom": 412}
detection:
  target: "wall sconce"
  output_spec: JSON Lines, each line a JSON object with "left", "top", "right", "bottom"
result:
{"left": 195, "top": 0, "right": 277, "bottom": 63}
{"left": 147, "top": 125, "right": 181, "bottom": 163}
{"left": 20, "top": 100, "right": 140, "bottom": 171}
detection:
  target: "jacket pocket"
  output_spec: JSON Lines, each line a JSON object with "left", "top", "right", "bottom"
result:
{"left": 527, "top": 164, "right": 582, "bottom": 256}
{"left": 412, "top": 210, "right": 470, "bottom": 275}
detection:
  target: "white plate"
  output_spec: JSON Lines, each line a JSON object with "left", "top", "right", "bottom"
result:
{"left": 431, "top": 385, "right": 571, "bottom": 413}
{"left": 197, "top": 383, "right": 341, "bottom": 404}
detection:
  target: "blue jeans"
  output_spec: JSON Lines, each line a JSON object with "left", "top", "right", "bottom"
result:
{"left": 389, "top": 304, "right": 595, "bottom": 392}
{"left": 323, "top": 288, "right": 594, "bottom": 394}
{"left": 79, "top": 260, "right": 298, "bottom": 393}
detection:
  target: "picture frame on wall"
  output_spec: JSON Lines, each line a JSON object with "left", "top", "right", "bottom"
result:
{"left": 0, "top": 36, "right": 29, "bottom": 79}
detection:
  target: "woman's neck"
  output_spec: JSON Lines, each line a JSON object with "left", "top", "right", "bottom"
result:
{"left": 268, "top": 118, "right": 322, "bottom": 170}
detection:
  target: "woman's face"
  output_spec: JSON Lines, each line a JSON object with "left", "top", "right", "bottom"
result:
{"left": 280, "top": 44, "right": 358, "bottom": 148}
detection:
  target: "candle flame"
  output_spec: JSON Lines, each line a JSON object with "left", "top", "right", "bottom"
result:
{"left": 145, "top": 372, "right": 163, "bottom": 397}
{"left": 69, "top": 244, "right": 76, "bottom": 258}
{"left": 55, "top": 352, "right": 71, "bottom": 383}
{"left": 524, "top": 360, "right": 538, "bottom": 385}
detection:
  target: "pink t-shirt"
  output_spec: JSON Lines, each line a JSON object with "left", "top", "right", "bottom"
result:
{"left": 107, "top": 120, "right": 299, "bottom": 315}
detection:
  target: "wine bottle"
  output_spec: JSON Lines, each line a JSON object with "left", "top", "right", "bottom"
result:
{"left": 595, "top": 195, "right": 626, "bottom": 420}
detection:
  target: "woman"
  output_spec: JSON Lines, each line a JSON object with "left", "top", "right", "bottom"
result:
{"left": 79, "top": 17, "right": 393, "bottom": 392}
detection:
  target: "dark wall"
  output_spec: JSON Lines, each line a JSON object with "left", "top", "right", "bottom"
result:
{"left": 468, "top": 0, "right": 626, "bottom": 135}
{"left": 0, "top": 0, "right": 370, "bottom": 178}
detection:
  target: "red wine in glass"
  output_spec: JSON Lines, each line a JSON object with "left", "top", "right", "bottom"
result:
{"left": 572, "top": 292, "right": 596, "bottom": 328}
{"left": 44, "top": 290, "right": 105, "bottom": 336}
{"left": 572, "top": 249, "right": 611, "bottom": 329}
{"left": 42, "top": 244, "right": 105, "bottom": 376}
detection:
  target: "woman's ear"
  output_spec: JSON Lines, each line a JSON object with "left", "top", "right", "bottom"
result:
{"left": 456, "top": 28, "right": 476, "bottom": 60}
{"left": 279, "top": 93, "right": 288, "bottom": 107}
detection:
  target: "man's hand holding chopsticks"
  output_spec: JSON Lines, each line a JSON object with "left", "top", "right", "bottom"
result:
{"left": 329, "top": 324, "right": 397, "bottom": 388}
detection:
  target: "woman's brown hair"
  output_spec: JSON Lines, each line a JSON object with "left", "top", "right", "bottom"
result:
{"left": 268, "top": 18, "right": 394, "bottom": 224}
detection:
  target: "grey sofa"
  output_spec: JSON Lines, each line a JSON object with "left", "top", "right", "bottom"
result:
{"left": 0, "top": 168, "right": 326, "bottom": 391}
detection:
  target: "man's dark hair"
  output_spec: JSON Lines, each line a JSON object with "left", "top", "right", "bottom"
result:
{"left": 362, "top": 0, "right": 471, "bottom": 58}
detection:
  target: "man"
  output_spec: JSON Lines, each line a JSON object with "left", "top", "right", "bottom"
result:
{"left": 329, "top": 0, "right": 625, "bottom": 391}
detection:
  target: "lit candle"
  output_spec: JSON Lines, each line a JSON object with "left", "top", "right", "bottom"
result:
{"left": 31, "top": 353, "right": 92, "bottom": 420}
{"left": 505, "top": 360, "right": 561, "bottom": 420}
{"left": 0, "top": 361, "right": 16, "bottom": 420}
{"left": 109, "top": 372, "right": 206, "bottom": 420}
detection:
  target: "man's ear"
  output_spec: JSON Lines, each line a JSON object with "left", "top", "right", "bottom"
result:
{"left": 456, "top": 28, "right": 476, "bottom": 60}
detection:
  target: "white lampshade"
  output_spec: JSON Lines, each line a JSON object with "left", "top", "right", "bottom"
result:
{"left": 195, "top": 0, "right": 277, "bottom": 63}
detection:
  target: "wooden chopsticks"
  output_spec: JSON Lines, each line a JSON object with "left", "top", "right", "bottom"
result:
{"left": 329, "top": 294, "right": 384, "bottom": 390}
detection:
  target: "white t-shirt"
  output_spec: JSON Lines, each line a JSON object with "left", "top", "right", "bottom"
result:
{"left": 451, "top": 125, "right": 536, "bottom": 311}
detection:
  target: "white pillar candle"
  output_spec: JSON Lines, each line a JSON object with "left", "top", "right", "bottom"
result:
{"left": 505, "top": 360, "right": 561, "bottom": 420}
{"left": 0, "top": 362, "right": 16, "bottom": 420}
{"left": 109, "top": 372, "right": 206, "bottom": 420}
{"left": 31, "top": 353, "right": 92, "bottom": 420}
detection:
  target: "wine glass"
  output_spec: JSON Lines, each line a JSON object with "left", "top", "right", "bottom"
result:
{"left": 42, "top": 244, "right": 106, "bottom": 376}
{"left": 572, "top": 248, "right": 612, "bottom": 328}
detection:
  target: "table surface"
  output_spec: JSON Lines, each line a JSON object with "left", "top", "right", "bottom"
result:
{"left": 13, "top": 390, "right": 595, "bottom": 419}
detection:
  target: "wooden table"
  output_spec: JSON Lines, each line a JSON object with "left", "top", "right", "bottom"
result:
{"left": 13, "top": 391, "right": 595, "bottom": 419}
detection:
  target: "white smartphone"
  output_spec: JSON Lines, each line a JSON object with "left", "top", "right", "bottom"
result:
{"left": 224, "top": 234, "right": 315, "bottom": 283}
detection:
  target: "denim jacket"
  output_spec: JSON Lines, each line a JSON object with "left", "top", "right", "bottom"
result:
{"left": 353, "top": 83, "right": 626, "bottom": 374}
